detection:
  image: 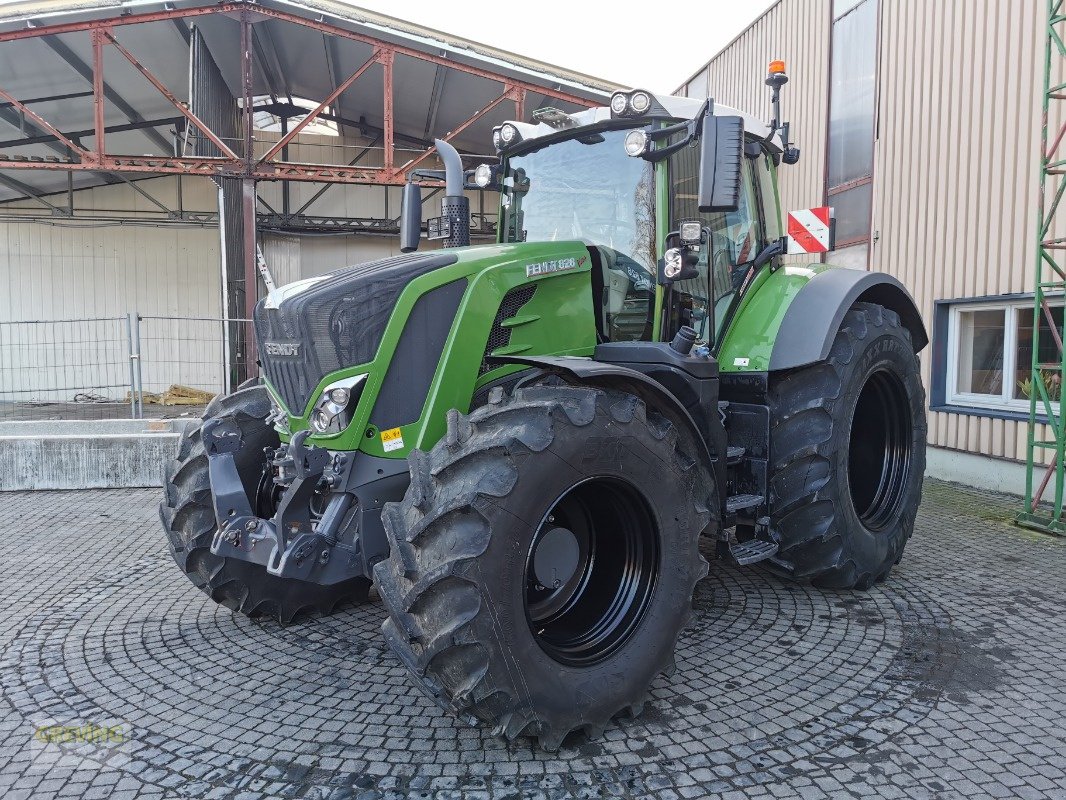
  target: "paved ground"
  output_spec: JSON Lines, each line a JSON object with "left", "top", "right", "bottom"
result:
{"left": 0, "top": 480, "right": 1063, "bottom": 800}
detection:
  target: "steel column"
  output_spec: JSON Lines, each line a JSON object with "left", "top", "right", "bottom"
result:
{"left": 1020, "top": 0, "right": 1066, "bottom": 536}
{"left": 382, "top": 50, "right": 394, "bottom": 171}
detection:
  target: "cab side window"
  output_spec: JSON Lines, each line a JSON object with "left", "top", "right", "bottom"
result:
{"left": 668, "top": 141, "right": 764, "bottom": 342}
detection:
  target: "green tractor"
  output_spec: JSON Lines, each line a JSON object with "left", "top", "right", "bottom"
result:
{"left": 161, "top": 64, "right": 927, "bottom": 750}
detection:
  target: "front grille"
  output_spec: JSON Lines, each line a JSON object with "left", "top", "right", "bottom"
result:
{"left": 479, "top": 284, "right": 537, "bottom": 375}
{"left": 256, "top": 252, "right": 458, "bottom": 414}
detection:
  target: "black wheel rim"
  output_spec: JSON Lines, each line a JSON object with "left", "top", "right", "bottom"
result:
{"left": 524, "top": 477, "right": 659, "bottom": 667}
{"left": 847, "top": 368, "right": 913, "bottom": 531}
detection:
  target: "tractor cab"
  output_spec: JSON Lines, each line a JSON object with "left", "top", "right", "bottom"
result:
{"left": 488, "top": 94, "right": 784, "bottom": 347}
{"left": 402, "top": 65, "right": 806, "bottom": 354}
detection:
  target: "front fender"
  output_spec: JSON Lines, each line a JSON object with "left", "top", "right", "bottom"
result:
{"left": 718, "top": 265, "right": 928, "bottom": 373}
{"left": 488, "top": 355, "right": 719, "bottom": 486}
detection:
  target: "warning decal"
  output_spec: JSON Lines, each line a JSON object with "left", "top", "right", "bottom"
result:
{"left": 786, "top": 207, "right": 833, "bottom": 254}
{"left": 380, "top": 427, "right": 405, "bottom": 453}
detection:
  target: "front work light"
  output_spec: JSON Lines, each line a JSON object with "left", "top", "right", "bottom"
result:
{"left": 679, "top": 221, "right": 702, "bottom": 245}
{"left": 610, "top": 92, "right": 629, "bottom": 114}
{"left": 474, "top": 163, "right": 493, "bottom": 187}
{"left": 629, "top": 91, "right": 652, "bottom": 114}
{"left": 499, "top": 123, "right": 519, "bottom": 145}
{"left": 624, "top": 129, "right": 648, "bottom": 157}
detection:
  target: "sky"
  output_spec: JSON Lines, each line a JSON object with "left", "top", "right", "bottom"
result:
{"left": 347, "top": 0, "right": 779, "bottom": 93}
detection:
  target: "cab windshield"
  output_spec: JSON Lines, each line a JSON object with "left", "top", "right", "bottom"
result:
{"left": 501, "top": 128, "right": 656, "bottom": 281}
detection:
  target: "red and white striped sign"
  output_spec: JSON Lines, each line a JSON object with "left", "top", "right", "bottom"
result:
{"left": 786, "top": 207, "right": 834, "bottom": 254}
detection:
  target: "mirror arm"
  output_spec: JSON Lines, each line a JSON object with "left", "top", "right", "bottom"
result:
{"left": 752, "top": 236, "right": 787, "bottom": 271}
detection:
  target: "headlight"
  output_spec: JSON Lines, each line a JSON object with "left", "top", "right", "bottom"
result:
{"left": 308, "top": 375, "right": 366, "bottom": 436}
{"left": 624, "top": 129, "right": 648, "bottom": 157}
{"left": 311, "top": 408, "right": 332, "bottom": 433}
{"left": 629, "top": 91, "right": 652, "bottom": 114}
{"left": 664, "top": 248, "right": 683, "bottom": 279}
{"left": 499, "top": 123, "right": 519, "bottom": 145}
{"left": 474, "top": 163, "right": 493, "bottom": 187}
{"left": 610, "top": 92, "right": 628, "bottom": 114}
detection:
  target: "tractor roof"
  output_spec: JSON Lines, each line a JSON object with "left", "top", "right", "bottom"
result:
{"left": 499, "top": 91, "right": 776, "bottom": 153}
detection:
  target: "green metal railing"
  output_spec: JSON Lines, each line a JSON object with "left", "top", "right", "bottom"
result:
{"left": 1021, "top": 0, "right": 1066, "bottom": 535}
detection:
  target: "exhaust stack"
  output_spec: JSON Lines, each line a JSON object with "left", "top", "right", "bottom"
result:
{"left": 435, "top": 138, "right": 470, "bottom": 248}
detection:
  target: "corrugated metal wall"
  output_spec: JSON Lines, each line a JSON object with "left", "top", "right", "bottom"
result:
{"left": 874, "top": 0, "right": 1046, "bottom": 462}
{"left": 683, "top": 0, "right": 1050, "bottom": 464}
{"left": 681, "top": 0, "right": 831, "bottom": 232}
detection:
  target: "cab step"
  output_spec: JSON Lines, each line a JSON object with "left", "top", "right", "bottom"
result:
{"left": 727, "top": 538, "right": 779, "bottom": 566}
{"left": 725, "top": 493, "right": 762, "bottom": 514}
{"left": 726, "top": 446, "right": 745, "bottom": 466}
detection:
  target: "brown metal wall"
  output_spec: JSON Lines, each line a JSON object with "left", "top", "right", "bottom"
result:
{"left": 682, "top": 0, "right": 1049, "bottom": 464}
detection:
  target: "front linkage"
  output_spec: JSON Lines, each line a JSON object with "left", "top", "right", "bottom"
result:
{"left": 202, "top": 420, "right": 392, "bottom": 587}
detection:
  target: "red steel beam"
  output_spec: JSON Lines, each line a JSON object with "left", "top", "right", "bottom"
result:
{"left": 0, "top": 1, "right": 602, "bottom": 188}
{"left": 0, "top": 2, "right": 600, "bottom": 108}
{"left": 0, "top": 4, "right": 247, "bottom": 42}
{"left": 104, "top": 30, "right": 242, "bottom": 161}
{"left": 92, "top": 29, "right": 105, "bottom": 154}
{"left": 259, "top": 51, "right": 381, "bottom": 163}
{"left": 382, "top": 50, "right": 394, "bottom": 171}
{"left": 239, "top": 4, "right": 598, "bottom": 109}
{"left": 0, "top": 86, "right": 90, "bottom": 159}
{"left": 397, "top": 86, "right": 519, "bottom": 177}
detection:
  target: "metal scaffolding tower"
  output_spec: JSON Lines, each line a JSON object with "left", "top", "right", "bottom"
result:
{"left": 1021, "top": 0, "right": 1066, "bottom": 534}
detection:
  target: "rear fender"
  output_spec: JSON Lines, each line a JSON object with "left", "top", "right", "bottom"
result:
{"left": 718, "top": 265, "right": 927, "bottom": 373}
{"left": 769, "top": 269, "right": 927, "bottom": 371}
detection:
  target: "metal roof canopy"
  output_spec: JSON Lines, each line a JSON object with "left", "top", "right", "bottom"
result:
{"left": 0, "top": 0, "right": 619, "bottom": 204}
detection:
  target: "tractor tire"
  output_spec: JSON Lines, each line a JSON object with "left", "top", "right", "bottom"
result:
{"left": 160, "top": 385, "right": 370, "bottom": 622}
{"left": 375, "top": 379, "right": 713, "bottom": 750}
{"left": 767, "top": 301, "right": 926, "bottom": 590}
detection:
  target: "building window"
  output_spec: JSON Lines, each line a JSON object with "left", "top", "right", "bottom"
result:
{"left": 944, "top": 299, "right": 1064, "bottom": 414}
{"left": 826, "top": 0, "right": 878, "bottom": 267}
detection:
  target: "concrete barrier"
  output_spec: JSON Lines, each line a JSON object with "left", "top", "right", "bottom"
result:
{"left": 0, "top": 418, "right": 197, "bottom": 491}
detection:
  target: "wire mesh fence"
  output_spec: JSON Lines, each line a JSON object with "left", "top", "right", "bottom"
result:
{"left": 0, "top": 314, "right": 253, "bottom": 422}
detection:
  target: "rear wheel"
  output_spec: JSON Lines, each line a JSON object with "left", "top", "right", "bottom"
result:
{"left": 375, "top": 379, "right": 714, "bottom": 749}
{"left": 767, "top": 302, "right": 926, "bottom": 589}
{"left": 160, "top": 386, "right": 370, "bottom": 622}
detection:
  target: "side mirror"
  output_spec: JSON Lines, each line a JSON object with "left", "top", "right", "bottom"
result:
{"left": 698, "top": 114, "right": 744, "bottom": 213}
{"left": 399, "top": 182, "right": 422, "bottom": 253}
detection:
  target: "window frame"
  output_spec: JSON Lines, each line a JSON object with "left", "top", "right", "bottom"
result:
{"left": 666, "top": 145, "right": 768, "bottom": 344}
{"left": 823, "top": 0, "right": 880, "bottom": 266}
{"left": 943, "top": 298, "right": 1062, "bottom": 415}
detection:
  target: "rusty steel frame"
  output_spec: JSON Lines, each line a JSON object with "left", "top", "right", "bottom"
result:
{"left": 0, "top": 0, "right": 596, "bottom": 184}
{"left": 0, "top": 0, "right": 598, "bottom": 369}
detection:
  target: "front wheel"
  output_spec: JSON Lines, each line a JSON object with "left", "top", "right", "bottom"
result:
{"left": 374, "top": 379, "right": 714, "bottom": 749}
{"left": 767, "top": 302, "right": 927, "bottom": 589}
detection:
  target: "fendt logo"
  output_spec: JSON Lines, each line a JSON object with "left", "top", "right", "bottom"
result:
{"left": 264, "top": 341, "right": 301, "bottom": 357}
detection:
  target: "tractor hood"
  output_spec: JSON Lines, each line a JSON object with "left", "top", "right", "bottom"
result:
{"left": 254, "top": 251, "right": 459, "bottom": 415}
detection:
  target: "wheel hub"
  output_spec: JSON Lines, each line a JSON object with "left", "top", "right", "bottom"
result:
{"left": 532, "top": 526, "right": 580, "bottom": 589}
{"left": 524, "top": 477, "right": 659, "bottom": 667}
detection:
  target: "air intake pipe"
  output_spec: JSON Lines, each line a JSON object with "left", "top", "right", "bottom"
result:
{"left": 435, "top": 138, "right": 470, "bottom": 248}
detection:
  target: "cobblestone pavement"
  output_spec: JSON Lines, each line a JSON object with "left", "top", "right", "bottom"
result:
{"left": 0, "top": 479, "right": 1064, "bottom": 799}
